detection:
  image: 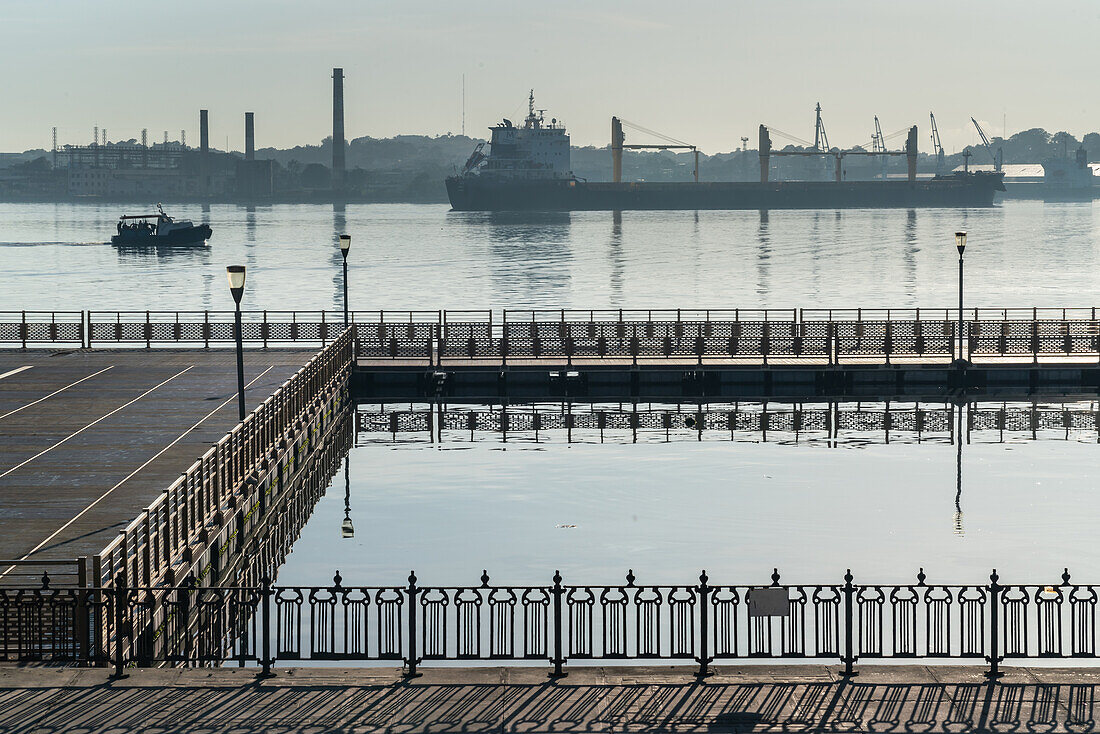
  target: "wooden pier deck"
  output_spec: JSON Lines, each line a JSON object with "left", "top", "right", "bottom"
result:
{"left": 0, "top": 349, "right": 319, "bottom": 567}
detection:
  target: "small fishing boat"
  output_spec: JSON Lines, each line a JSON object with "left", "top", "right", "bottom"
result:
{"left": 111, "top": 204, "right": 212, "bottom": 246}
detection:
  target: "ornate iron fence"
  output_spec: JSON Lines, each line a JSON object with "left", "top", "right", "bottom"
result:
{"left": 6, "top": 308, "right": 1100, "bottom": 363}
{"left": 2, "top": 568, "right": 1093, "bottom": 681}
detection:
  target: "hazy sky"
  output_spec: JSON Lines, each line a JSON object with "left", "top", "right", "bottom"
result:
{"left": 3, "top": 0, "right": 1098, "bottom": 155}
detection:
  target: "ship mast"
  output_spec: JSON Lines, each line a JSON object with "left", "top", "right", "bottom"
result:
{"left": 525, "top": 89, "right": 540, "bottom": 129}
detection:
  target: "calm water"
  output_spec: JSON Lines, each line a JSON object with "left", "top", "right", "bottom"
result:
{"left": 276, "top": 401, "right": 1100, "bottom": 588}
{"left": 2, "top": 200, "right": 1100, "bottom": 312}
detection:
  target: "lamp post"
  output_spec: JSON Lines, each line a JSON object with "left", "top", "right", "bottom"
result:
{"left": 341, "top": 456, "right": 354, "bottom": 538}
{"left": 339, "top": 234, "right": 351, "bottom": 326}
{"left": 226, "top": 265, "right": 247, "bottom": 421}
{"left": 955, "top": 231, "right": 967, "bottom": 366}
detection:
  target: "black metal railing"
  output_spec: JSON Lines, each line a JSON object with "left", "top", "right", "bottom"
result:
{"left": 2, "top": 568, "right": 1093, "bottom": 681}
{"left": 0, "top": 312, "right": 84, "bottom": 347}
{"left": 5, "top": 308, "right": 1100, "bottom": 364}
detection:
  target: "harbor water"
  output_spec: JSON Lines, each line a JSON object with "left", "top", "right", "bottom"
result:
{"left": 279, "top": 400, "right": 1100, "bottom": 587}
{"left": 2, "top": 200, "right": 1100, "bottom": 312}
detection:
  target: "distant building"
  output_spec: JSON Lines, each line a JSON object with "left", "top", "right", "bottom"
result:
{"left": 951, "top": 163, "right": 1044, "bottom": 180}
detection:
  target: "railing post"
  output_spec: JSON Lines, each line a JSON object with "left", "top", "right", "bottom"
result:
{"left": 761, "top": 319, "right": 769, "bottom": 366}
{"left": 21, "top": 310, "right": 26, "bottom": 349}
{"left": 259, "top": 575, "right": 274, "bottom": 678}
{"left": 406, "top": 571, "right": 419, "bottom": 677}
{"left": 840, "top": 569, "right": 857, "bottom": 678}
{"left": 986, "top": 569, "right": 1003, "bottom": 680}
{"left": 884, "top": 319, "right": 892, "bottom": 365}
{"left": 828, "top": 319, "right": 835, "bottom": 365}
{"left": 76, "top": 557, "right": 90, "bottom": 664}
{"left": 141, "top": 512, "right": 152, "bottom": 586}
{"left": 551, "top": 570, "right": 565, "bottom": 677}
{"left": 112, "top": 571, "right": 128, "bottom": 678}
{"left": 1032, "top": 312, "right": 1039, "bottom": 364}
{"left": 697, "top": 570, "right": 711, "bottom": 678}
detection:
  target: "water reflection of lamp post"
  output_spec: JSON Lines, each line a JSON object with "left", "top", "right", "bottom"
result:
{"left": 341, "top": 457, "right": 354, "bottom": 538}
{"left": 954, "top": 401, "right": 965, "bottom": 535}
{"left": 954, "top": 231, "right": 967, "bottom": 366}
{"left": 339, "top": 234, "right": 351, "bottom": 326}
{"left": 226, "top": 265, "right": 247, "bottom": 421}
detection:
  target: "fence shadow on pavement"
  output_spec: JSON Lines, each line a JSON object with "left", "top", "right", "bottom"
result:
{"left": 5, "top": 670, "right": 1100, "bottom": 733}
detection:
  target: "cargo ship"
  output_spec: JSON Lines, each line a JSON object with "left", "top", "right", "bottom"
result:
{"left": 446, "top": 94, "right": 1005, "bottom": 211}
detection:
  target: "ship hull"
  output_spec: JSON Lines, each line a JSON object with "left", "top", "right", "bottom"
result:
{"left": 111, "top": 224, "right": 212, "bottom": 246}
{"left": 446, "top": 175, "right": 1006, "bottom": 211}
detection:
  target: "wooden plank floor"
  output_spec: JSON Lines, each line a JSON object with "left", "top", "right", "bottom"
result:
{"left": 0, "top": 348, "right": 319, "bottom": 565}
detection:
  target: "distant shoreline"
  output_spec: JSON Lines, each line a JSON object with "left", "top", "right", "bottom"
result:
{"left": 0, "top": 194, "right": 451, "bottom": 205}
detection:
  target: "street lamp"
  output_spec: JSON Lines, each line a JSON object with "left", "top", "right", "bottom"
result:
{"left": 339, "top": 234, "right": 351, "bottom": 326}
{"left": 341, "top": 457, "right": 354, "bottom": 538}
{"left": 226, "top": 265, "right": 247, "bottom": 421}
{"left": 955, "top": 231, "right": 967, "bottom": 366}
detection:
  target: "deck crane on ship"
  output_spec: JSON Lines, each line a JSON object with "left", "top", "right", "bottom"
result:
{"left": 930, "top": 113, "right": 946, "bottom": 174}
{"left": 971, "top": 117, "right": 1004, "bottom": 172}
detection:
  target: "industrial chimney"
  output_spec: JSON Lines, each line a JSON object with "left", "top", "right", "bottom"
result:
{"left": 200, "top": 109, "right": 210, "bottom": 194}
{"left": 245, "top": 112, "right": 255, "bottom": 161}
{"left": 332, "top": 68, "right": 346, "bottom": 188}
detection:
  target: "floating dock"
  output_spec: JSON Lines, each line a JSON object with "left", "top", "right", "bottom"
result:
{"left": 0, "top": 349, "right": 319, "bottom": 580}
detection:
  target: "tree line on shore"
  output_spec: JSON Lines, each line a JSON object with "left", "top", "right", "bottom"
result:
{"left": 1, "top": 127, "right": 1095, "bottom": 202}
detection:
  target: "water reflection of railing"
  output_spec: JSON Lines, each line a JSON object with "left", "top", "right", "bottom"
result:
{"left": 355, "top": 402, "right": 1100, "bottom": 444}
{"left": 5, "top": 567, "right": 1094, "bottom": 681}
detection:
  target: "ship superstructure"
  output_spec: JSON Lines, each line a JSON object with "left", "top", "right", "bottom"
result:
{"left": 460, "top": 91, "right": 571, "bottom": 181}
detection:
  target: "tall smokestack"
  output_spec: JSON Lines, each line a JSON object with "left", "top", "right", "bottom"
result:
{"left": 332, "top": 68, "right": 345, "bottom": 188}
{"left": 200, "top": 110, "right": 209, "bottom": 153}
{"left": 199, "top": 109, "right": 210, "bottom": 194}
{"left": 245, "top": 112, "right": 255, "bottom": 161}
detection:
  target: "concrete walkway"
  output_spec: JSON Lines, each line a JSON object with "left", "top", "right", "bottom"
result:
{"left": 7, "top": 665, "right": 1100, "bottom": 732}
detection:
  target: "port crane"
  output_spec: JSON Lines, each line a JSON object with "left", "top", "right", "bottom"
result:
{"left": 610, "top": 117, "right": 699, "bottom": 182}
{"left": 970, "top": 117, "right": 1003, "bottom": 171}
{"left": 929, "top": 113, "right": 946, "bottom": 174}
{"left": 871, "top": 117, "right": 898, "bottom": 180}
{"left": 759, "top": 103, "right": 919, "bottom": 183}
